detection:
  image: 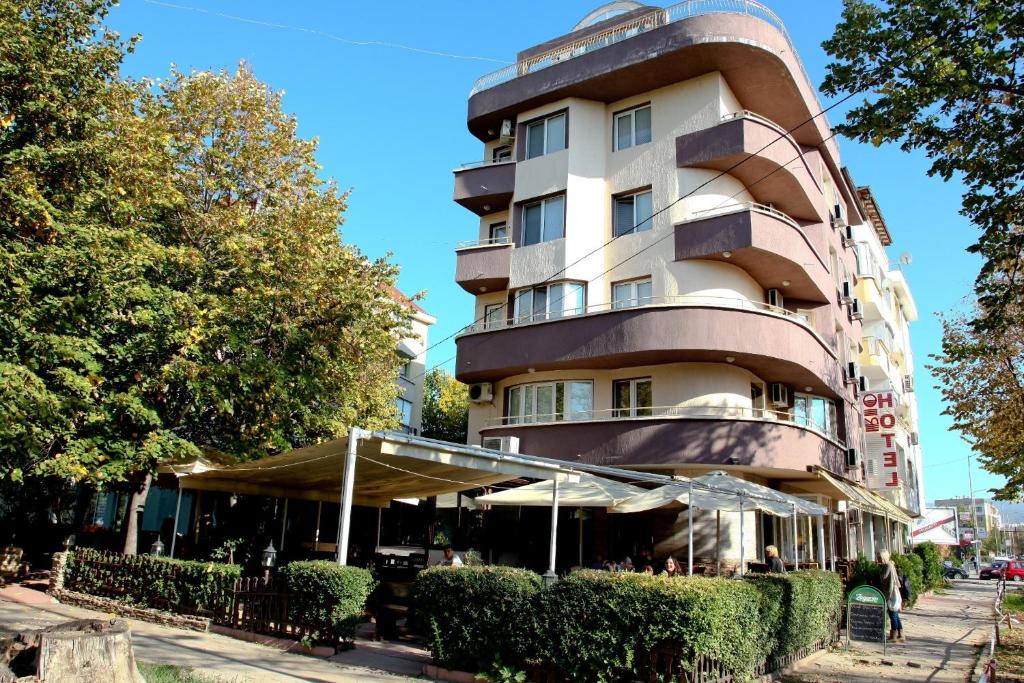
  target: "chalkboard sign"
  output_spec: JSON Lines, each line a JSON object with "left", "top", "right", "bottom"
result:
{"left": 847, "top": 585, "right": 887, "bottom": 652}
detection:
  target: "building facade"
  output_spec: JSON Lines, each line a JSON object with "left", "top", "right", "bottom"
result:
{"left": 452, "top": 1, "right": 922, "bottom": 567}
{"left": 390, "top": 286, "right": 437, "bottom": 435}
{"left": 934, "top": 496, "right": 1003, "bottom": 538}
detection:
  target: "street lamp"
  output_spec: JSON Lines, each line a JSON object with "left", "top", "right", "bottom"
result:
{"left": 261, "top": 541, "right": 277, "bottom": 582}
{"left": 150, "top": 538, "right": 165, "bottom": 556}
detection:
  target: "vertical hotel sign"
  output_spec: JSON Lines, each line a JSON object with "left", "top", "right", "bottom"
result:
{"left": 861, "top": 391, "right": 900, "bottom": 489}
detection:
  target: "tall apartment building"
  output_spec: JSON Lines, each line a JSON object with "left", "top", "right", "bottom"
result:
{"left": 452, "top": 1, "right": 922, "bottom": 567}
{"left": 934, "top": 496, "right": 1003, "bottom": 538}
{"left": 391, "top": 286, "right": 436, "bottom": 435}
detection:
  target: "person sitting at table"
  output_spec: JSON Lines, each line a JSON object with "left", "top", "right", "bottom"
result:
{"left": 765, "top": 545, "right": 786, "bottom": 573}
{"left": 662, "top": 556, "right": 683, "bottom": 577}
{"left": 621, "top": 556, "right": 635, "bottom": 572}
{"left": 436, "top": 546, "right": 463, "bottom": 567}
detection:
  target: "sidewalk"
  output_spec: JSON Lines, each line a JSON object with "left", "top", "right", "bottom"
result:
{"left": 782, "top": 579, "right": 995, "bottom": 682}
{"left": 0, "top": 584, "right": 423, "bottom": 682}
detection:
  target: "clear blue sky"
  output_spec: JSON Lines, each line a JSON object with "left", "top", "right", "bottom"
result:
{"left": 105, "top": 0, "right": 1002, "bottom": 503}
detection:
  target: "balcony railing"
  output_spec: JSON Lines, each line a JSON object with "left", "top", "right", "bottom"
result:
{"left": 455, "top": 158, "right": 516, "bottom": 172}
{"left": 458, "top": 293, "right": 819, "bottom": 337}
{"left": 482, "top": 403, "right": 840, "bottom": 442}
{"left": 469, "top": 0, "right": 812, "bottom": 99}
{"left": 692, "top": 201, "right": 801, "bottom": 231}
{"left": 456, "top": 235, "right": 513, "bottom": 250}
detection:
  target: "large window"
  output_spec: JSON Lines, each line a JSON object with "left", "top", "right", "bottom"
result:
{"left": 522, "top": 195, "right": 565, "bottom": 246}
{"left": 513, "top": 281, "right": 585, "bottom": 323}
{"left": 507, "top": 380, "right": 593, "bottom": 424}
{"left": 612, "top": 278, "right": 652, "bottom": 309}
{"left": 613, "top": 378, "right": 652, "bottom": 417}
{"left": 526, "top": 112, "right": 567, "bottom": 159}
{"left": 613, "top": 190, "right": 653, "bottom": 237}
{"left": 483, "top": 303, "right": 505, "bottom": 330}
{"left": 792, "top": 393, "right": 838, "bottom": 437}
{"left": 614, "top": 105, "right": 652, "bottom": 151}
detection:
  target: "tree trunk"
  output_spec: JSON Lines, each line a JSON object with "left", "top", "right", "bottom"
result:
{"left": 1, "top": 619, "right": 144, "bottom": 683}
{"left": 122, "top": 473, "right": 152, "bottom": 556}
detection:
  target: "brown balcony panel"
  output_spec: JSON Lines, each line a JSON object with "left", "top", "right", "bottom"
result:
{"left": 456, "top": 306, "right": 843, "bottom": 397}
{"left": 481, "top": 418, "right": 845, "bottom": 473}
{"left": 676, "top": 116, "right": 825, "bottom": 222}
{"left": 674, "top": 210, "right": 832, "bottom": 303}
{"left": 453, "top": 163, "right": 515, "bottom": 216}
{"left": 468, "top": 13, "right": 834, "bottom": 160}
{"left": 455, "top": 243, "right": 512, "bottom": 294}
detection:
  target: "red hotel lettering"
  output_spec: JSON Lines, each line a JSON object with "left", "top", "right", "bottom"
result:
{"left": 883, "top": 451, "right": 897, "bottom": 467}
{"left": 886, "top": 472, "right": 898, "bottom": 487}
{"left": 881, "top": 433, "right": 897, "bottom": 448}
{"left": 880, "top": 414, "right": 896, "bottom": 429}
{"left": 863, "top": 394, "right": 878, "bottom": 408}
{"left": 865, "top": 416, "right": 879, "bottom": 432}
{"left": 876, "top": 393, "right": 894, "bottom": 408}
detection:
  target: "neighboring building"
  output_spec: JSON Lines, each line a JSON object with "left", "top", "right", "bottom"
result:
{"left": 911, "top": 507, "right": 959, "bottom": 548}
{"left": 849, "top": 189, "right": 925, "bottom": 516}
{"left": 935, "top": 496, "right": 1003, "bottom": 538}
{"left": 390, "top": 286, "right": 437, "bottom": 435}
{"left": 451, "top": 1, "right": 924, "bottom": 568}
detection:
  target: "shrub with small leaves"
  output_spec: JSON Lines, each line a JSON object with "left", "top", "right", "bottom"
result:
{"left": 278, "top": 560, "right": 376, "bottom": 644}
{"left": 912, "top": 541, "right": 945, "bottom": 591}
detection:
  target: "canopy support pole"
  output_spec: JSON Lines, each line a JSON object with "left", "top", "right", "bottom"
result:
{"left": 169, "top": 487, "right": 183, "bottom": 558}
{"left": 884, "top": 512, "right": 891, "bottom": 552}
{"left": 279, "top": 498, "right": 289, "bottom": 552}
{"left": 376, "top": 507, "right": 382, "bottom": 550}
{"left": 314, "top": 501, "right": 322, "bottom": 546}
{"left": 715, "top": 511, "right": 721, "bottom": 576}
{"left": 792, "top": 503, "right": 799, "bottom": 570}
{"left": 816, "top": 515, "right": 825, "bottom": 569}
{"left": 578, "top": 507, "right": 583, "bottom": 568}
{"left": 829, "top": 514, "right": 837, "bottom": 571}
{"left": 336, "top": 427, "right": 367, "bottom": 565}
{"left": 738, "top": 495, "right": 745, "bottom": 576}
{"left": 687, "top": 482, "right": 694, "bottom": 577}
{"left": 544, "top": 479, "right": 560, "bottom": 583}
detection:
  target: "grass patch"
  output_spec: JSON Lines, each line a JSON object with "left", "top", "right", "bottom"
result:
{"left": 996, "top": 623, "right": 1024, "bottom": 680}
{"left": 138, "top": 662, "right": 210, "bottom": 683}
{"left": 1005, "top": 591, "right": 1024, "bottom": 614}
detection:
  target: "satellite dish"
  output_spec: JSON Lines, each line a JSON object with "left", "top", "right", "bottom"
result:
{"left": 899, "top": 252, "right": 913, "bottom": 266}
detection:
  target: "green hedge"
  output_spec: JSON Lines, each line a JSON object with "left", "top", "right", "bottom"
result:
{"left": 745, "top": 570, "right": 844, "bottom": 658}
{"left": 63, "top": 548, "right": 240, "bottom": 616}
{"left": 415, "top": 568, "right": 842, "bottom": 682}
{"left": 278, "top": 560, "right": 376, "bottom": 643}
{"left": 414, "top": 565, "right": 543, "bottom": 673}
{"left": 912, "top": 542, "right": 945, "bottom": 591}
{"left": 892, "top": 553, "right": 924, "bottom": 606}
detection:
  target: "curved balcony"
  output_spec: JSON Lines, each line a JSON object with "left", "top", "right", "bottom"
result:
{"left": 676, "top": 113, "right": 826, "bottom": 222}
{"left": 674, "top": 204, "right": 833, "bottom": 303}
{"left": 455, "top": 238, "right": 513, "bottom": 293}
{"left": 455, "top": 296, "right": 843, "bottom": 396}
{"left": 479, "top": 405, "right": 846, "bottom": 474}
{"left": 453, "top": 160, "right": 515, "bottom": 216}
{"left": 466, "top": 2, "right": 834, "bottom": 158}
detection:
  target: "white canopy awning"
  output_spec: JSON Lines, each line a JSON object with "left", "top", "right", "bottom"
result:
{"left": 694, "top": 471, "right": 826, "bottom": 516}
{"left": 612, "top": 471, "right": 826, "bottom": 516}
{"left": 475, "top": 475, "right": 646, "bottom": 508}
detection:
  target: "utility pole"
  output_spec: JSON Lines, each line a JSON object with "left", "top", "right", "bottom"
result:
{"left": 967, "top": 453, "right": 982, "bottom": 573}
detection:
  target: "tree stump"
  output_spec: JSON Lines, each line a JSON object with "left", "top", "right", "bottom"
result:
{"left": 1, "top": 619, "right": 145, "bottom": 683}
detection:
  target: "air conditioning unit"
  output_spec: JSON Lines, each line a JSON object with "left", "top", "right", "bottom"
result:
{"left": 858, "top": 375, "right": 868, "bottom": 392}
{"left": 841, "top": 280, "right": 854, "bottom": 305}
{"left": 832, "top": 203, "right": 848, "bottom": 229}
{"left": 846, "top": 361, "right": 859, "bottom": 384}
{"left": 910, "top": 432, "right": 920, "bottom": 446}
{"left": 769, "top": 382, "right": 789, "bottom": 407}
{"left": 902, "top": 374, "right": 915, "bottom": 393}
{"left": 842, "top": 225, "right": 855, "bottom": 248}
{"left": 766, "top": 288, "right": 784, "bottom": 309}
{"left": 498, "top": 119, "right": 514, "bottom": 144}
{"left": 481, "top": 435, "right": 520, "bottom": 453}
{"left": 850, "top": 298, "right": 864, "bottom": 320}
{"left": 846, "top": 447, "right": 860, "bottom": 469}
{"left": 468, "top": 382, "right": 494, "bottom": 403}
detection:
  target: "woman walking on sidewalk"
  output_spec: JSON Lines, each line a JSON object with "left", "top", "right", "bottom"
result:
{"left": 879, "top": 550, "right": 905, "bottom": 642}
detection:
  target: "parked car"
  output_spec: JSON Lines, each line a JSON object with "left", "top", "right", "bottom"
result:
{"left": 943, "top": 561, "right": 969, "bottom": 579}
{"left": 980, "top": 560, "right": 1008, "bottom": 579}
{"left": 1004, "top": 560, "right": 1024, "bottom": 582}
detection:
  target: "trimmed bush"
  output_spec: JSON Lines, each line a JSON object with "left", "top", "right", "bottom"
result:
{"left": 279, "top": 560, "right": 376, "bottom": 643}
{"left": 414, "top": 565, "right": 543, "bottom": 673}
{"left": 848, "top": 553, "right": 881, "bottom": 591}
{"left": 541, "top": 570, "right": 773, "bottom": 682}
{"left": 63, "top": 548, "right": 240, "bottom": 616}
{"left": 744, "top": 570, "right": 843, "bottom": 658}
{"left": 892, "top": 553, "right": 924, "bottom": 606}
{"left": 912, "top": 541, "right": 945, "bottom": 591}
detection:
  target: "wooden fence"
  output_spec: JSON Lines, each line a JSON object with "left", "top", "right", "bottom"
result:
{"left": 212, "top": 576, "right": 314, "bottom": 641}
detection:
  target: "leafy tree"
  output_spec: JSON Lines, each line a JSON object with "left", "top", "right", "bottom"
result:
{"left": 821, "top": 0, "right": 1024, "bottom": 328}
{"left": 930, "top": 308, "right": 1024, "bottom": 499}
{"left": 421, "top": 367, "right": 469, "bottom": 444}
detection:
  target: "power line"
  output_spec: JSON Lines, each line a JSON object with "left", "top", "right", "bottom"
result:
{"left": 142, "top": 0, "right": 512, "bottom": 64}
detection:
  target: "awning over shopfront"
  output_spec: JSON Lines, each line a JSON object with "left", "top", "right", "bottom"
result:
{"left": 811, "top": 467, "right": 913, "bottom": 525}
{"left": 475, "top": 476, "right": 646, "bottom": 508}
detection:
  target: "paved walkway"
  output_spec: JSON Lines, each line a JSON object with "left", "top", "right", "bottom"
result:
{"left": 0, "top": 585, "right": 424, "bottom": 682}
{"left": 783, "top": 579, "right": 995, "bottom": 683}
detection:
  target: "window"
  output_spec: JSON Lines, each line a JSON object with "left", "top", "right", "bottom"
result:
{"left": 396, "top": 397, "right": 413, "bottom": 430}
{"left": 492, "top": 145, "right": 512, "bottom": 162}
{"left": 612, "top": 278, "right": 652, "bottom": 309}
{"left": 522, "top": 195, "right": 565, "bottom": 246}
{"left": 507, "top": 380, "right": 593, "bottom": 424}
{"left": 526, "top": 112, "right": 566, "bottom": 159}
{"left": 399, "top": 361, "right": 412, "bottom": 381}
{"left": 489, "top": 222, "right": 508, "bottom": 242}
{"left": 483, "top": 303, "right": 505, "bottom": 330}
{"left": 613, "top": 190, "right": 653, "bottom": 236}
{"left": 614, "top": 105, "right": 652, "bottom": 151}
{"left": 750, "top": 383, "right": 766, "bottom": 413}
{"left": 792, "top": 393, "right": 837, "bottom": 437}
{"left": 513, "top": 281, "right": 585, "bottom": 323}
{"left": 613, "top": 378, "right": 652, "bottom": 418}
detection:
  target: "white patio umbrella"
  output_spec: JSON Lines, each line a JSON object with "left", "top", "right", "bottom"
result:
{"left": 474, "top": 475, "right": 646, "bottom": 507}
